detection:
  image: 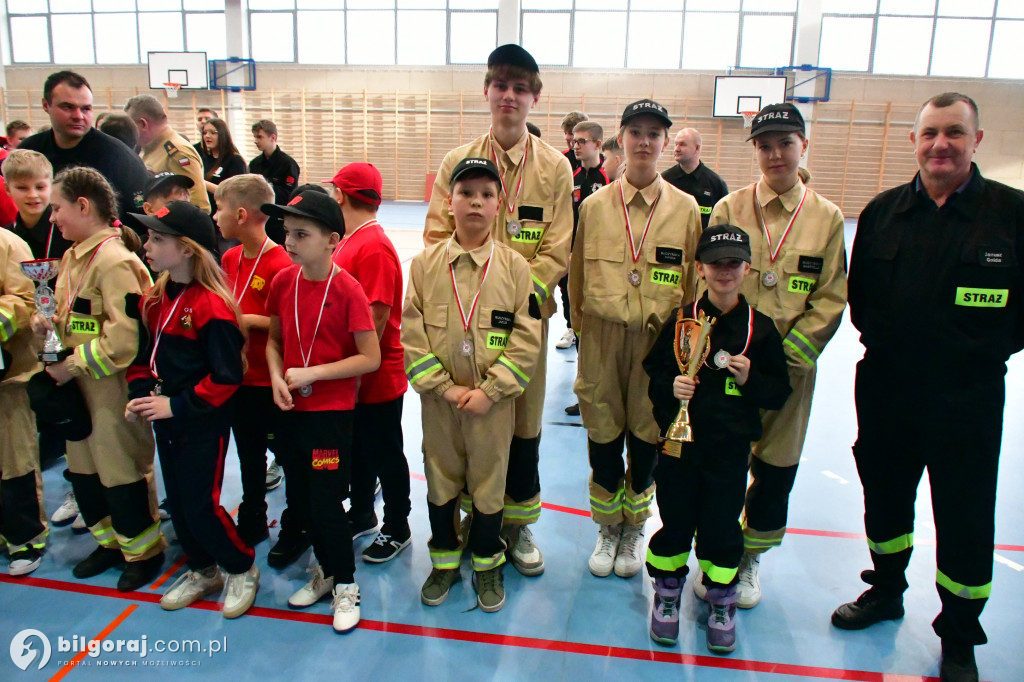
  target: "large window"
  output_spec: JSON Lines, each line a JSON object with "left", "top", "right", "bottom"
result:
{"left": 818, "top": 0, "right": 1024, "bottom": 78}
{"left": 5, "top": 0, "right": 226, "bottom": 64}
{"left": 520, "top": 0, "right": 797, "bottom": 70}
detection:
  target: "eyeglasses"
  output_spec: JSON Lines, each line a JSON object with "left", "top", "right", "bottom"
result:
{"left": 572, "top": 138, "right": 597, "bottom": 147}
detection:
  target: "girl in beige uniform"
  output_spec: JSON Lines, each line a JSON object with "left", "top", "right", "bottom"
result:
{"left": 702, "top": 103, "right": 847, "bottom": 608}
{"left": 569, "top": 100, "right": 700, "bottom": 581}
{"left": 31, "top": 167, "right": 166, "bottom": 591}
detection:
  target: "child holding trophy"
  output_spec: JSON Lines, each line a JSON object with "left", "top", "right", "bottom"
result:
{"left": 642, "top": 224, "right": 791, "bottom": 653}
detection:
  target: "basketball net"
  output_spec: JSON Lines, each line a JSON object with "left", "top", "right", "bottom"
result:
{"left": 163, "top": 83, "right": 181, "bottom": 99}
{"left": 741, "top": 111, "right": 758, "bottom": 128}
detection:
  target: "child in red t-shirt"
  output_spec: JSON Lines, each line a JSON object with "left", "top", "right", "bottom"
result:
{"left": 264, "top": 191, "right": 380, "bottom": 634}
{"left": 215, "top": 174, "right": 294, "bottom": 548}
{"left": 326, "top": 162, "right": 410, "bottom": 563}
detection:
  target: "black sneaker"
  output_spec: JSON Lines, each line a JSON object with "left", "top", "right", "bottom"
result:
{"left": 349, "top": 514, "right": 379, "bottom": 540}
{"left": 73, "top": 546, "right": 124, "bottom": 579}
{"left": 267, "top": 530, "right": 311, "bottom": 569}
{"left": 117, "top": 552, "right": 165, "bottom": 592}
{"left": 940, "top": 641, "right": 979, "bottom": 682}
{"left": 362, "top": 526, "right": 411, "bottom": 563}
{"left": 831, "top": 587, "right": 905, "bottom": 630}
{"left": 565, "top": 403, "right": 580, "bottom": 416}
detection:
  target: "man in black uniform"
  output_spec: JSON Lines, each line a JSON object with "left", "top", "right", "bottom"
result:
{"left": 661, "top": 128, "right": 728, "bottom": 229}
{"left": 19, "top": 71, "right": 149, "bottom": 221}
{"left": 248, "top": 119, "right": 299, "bottom": 244}
{"left": 832, "top": 92, "right": 1024, "bottom": 682}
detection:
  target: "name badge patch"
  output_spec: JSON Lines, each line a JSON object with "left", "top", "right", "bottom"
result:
{"left": 650, "top": 268, "right": 681, "bottom": 286}
{"left": 788, "top": 276, "right": 816, "bottom": 294}
{"left": 511, "top": 226, "right": 544, "bottom": 244}
{"left": 725, "top": 377, "right": 742, "bottom": 396}
{"left": 955, "top": 287, "right": 1008, "bottom": 308}
{"left": 517, "top": 206, "right": 544, "bottom": 222}
{"left": 978, "top": 247, "right": 1009, "bottom": 267}
{"left": 487, "top": 332, "right": 509, "bottom": 349}
{"left": 798, "top": 255, "right": 824, "bottom": 274}
{"left": 67, "top": 316, "right": 99, "bottom": 335}
{"left": 491, "top": 310, "right": 514, "bottom": 329}
{"left": 655, "top": 247, "right": 683, "bottom": 265}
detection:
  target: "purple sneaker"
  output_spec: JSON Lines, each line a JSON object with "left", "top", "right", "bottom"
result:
{"left": 706, "top": 585, "right": 739, "bottom": 653}
{"left": 650, "top": 576, "right": 683, "bottom": 645}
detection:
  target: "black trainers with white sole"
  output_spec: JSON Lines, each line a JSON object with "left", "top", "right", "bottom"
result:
{"left": 362, "top": 527, "right": 411, "bottom": 563}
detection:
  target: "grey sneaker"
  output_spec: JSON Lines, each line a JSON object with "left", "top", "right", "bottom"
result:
{"left": 614, "top": 523, "right": 645, "bottom": 578}
{"left": 161, "top": 566, "right": 223, "bottom": 611}
{"left": 650, "top": 576, "right": 683, "bottom": 645}
{"left": 222, "top": 564, "right": 259, "bottom": 619}
{"left": 589, "top": 524, "right": 620, "bottom": 577}
{"left": 421, "top": 568, "right": 459, "bottom": 606}
{"left": 736, "top": 552, "right": 761, "bottom": 608}
{"left": 504, "top": 525, "right": 544, "bottom": 576}
{"left": 265, "top": 460, "right": 283, "bottom": 491}
{"left": 474, "top": 566, "right": 505, "bottom": 613}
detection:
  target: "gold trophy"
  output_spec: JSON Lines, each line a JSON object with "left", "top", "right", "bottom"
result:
{"left": 20, "top": 258, "right": 71, "bottom": 364}
{"left": 662, "top": 308, "right": 716, "bottom": 456}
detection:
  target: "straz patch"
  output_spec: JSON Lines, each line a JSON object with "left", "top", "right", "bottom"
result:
{"left": 490, "top": 310, "right": 514, "bottom": 329}
{"left": 251, "top": 275, "right": 267, "bottom": 291}
{"left": 955, "top": 287, "right": 1008, "bottom": 308}
{"left": 487, "top": 332, "right": 509, "bottom": 349}
{"left": 699, "top": 206, "right": 712, "bottom": 215}
{"left": 788, "top": 276, "right": 816, "bottom": 294}
{"left": 655, "top": 247, "right": 683, "bottom": 265}
{"left": 312, "top": 448, "right": 340, "bottom": 471}
{"left": 511, "top": 226, "right": 544, "bottom": 244}
{"left": 798, "top": 255, "right": 824, "bottom": 273}
{"left": 650, "top": 268, "right": 681, "bottom": 286}
{"left": 725, "top": 377, "right": 742, "bottom": 396}
{"left": 67, "top": 316, "right": 99, "bottom": 335}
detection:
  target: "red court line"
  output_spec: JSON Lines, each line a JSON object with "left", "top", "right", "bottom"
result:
{"left": 48, "top": 604, "right": 137, "bottom": 682}
{"left": 3, "top": 574, "right": 940, "bottom": 682}
{"left": 541, "top": 502, "right": 590, "bottom": 518}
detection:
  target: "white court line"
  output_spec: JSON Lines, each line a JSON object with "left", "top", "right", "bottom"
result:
{"left": 995, "top": 553, "right": 1024, "bottom": 572}
{"left": 821, "top": 470, "right": 849, "bottom": 485}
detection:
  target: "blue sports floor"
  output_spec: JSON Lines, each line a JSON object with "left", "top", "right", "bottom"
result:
{"left": 3, "top": 203, "right": 1022, "bottom": 682}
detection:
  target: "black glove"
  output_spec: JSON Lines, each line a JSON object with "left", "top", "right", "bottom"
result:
{"left": 528, "top": 294, "right": 542, "bottom": 320}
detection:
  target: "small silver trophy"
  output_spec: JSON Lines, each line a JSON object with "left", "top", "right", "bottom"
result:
{"left": 20, "top": 258, "right": 70, "bottom": 364}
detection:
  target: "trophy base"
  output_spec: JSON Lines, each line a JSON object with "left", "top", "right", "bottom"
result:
{"left": 40, "top": 348, "right": 73, "bottom": 364}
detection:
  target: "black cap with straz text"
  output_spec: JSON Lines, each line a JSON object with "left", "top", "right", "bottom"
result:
{"left": 746, "top": 102, "right": 805, "bottom": 141}
{"left": 696, "top": 224, "right": 752, "bottom": 264}
{"left": 488, "top": 44, "right": 539, "bottom": 74}
{"left": 620, "top": 99, "right": 672, "bottom": 128}
{"left": 450, "top": 157, "right": 501, "bottom": 186}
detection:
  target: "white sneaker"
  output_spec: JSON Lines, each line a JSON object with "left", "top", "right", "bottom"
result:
{"left": 331, "top": 582, "right": 360, "bottom": 633}
{"left": 589, "top": 524, "right": 620, "bottom": 577}
{"left": 51, "top": 491, "right": 79, "bottom": 525}
{"left": 505, "top": 525, "right": 544, "bottom": 576}
{"left": 555, "top": 328, "right": 576, "bottom": 349}
{"left": 736, "top": 552, "right": 761, "bottom": 608}
{"left": 161, "top": 566, "right": 224, "bottom": 611}
{"left": 692, "top": 563, "right": 708, "bottom": 601}
{"left": 71, "top": 514, "right": 87, "bottom": 533}
{"left": 222, "top": 564, "right": 260, "bottom": 619}
{"left": 9, "top": 547, "right": 44, "bottom": 576}
{"left": 288, "top": 563, "right": 334, "bottom": 609}
{"left": 614, "top": 523, "right": 645, "bottom": 578}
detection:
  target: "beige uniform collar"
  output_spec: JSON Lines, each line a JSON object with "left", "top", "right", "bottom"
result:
{"left": 142, "top": 126, "right": 176, "bottom": 155}
{"left": 756, "top": 176, "right": 806, "bottom": 212}
{"left": 621, "top": 175, "right": 663, "bottom": 207}
{"left": 71, "top": 226, "right": 120, "bottom": 259}
{"left": 489, "top": 129, "right": 529, "bottom": 168}
{"left": 448, "top": 236, "right": 494, "bottom": 267}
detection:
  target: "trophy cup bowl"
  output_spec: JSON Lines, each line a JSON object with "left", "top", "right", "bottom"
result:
{"left": 663, "top": 310, "right": 715, "bottom": 456}
{"left": 19, "top": 258, "right": 69, "bottom": 364}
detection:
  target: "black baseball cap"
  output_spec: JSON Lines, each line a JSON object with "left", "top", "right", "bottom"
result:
{"left": 144, "top": 171, "right": 194, "bottom": 199}
{"left": 696, "top": 224, "right": 751, "bottom": 264}
{"left": 488, "top": 44, "right": 539, "bottom": 74}
{"left": 261, "top": 190, "right": 344, "bottom": 234}
{"left": 620, "top": 99, "right": 672, "bottom": 128}
{"left": 746, "top": 102, "right": 805, "bottom": 141}
{"left": 122, "top": 201, "right": 218, "bottom": 254}
{"left": 450, "top": 157, "right": 501, "bottom": 186}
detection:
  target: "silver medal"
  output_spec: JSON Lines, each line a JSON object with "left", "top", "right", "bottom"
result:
{"left": 506, "top": 220, "right": 522, "bottom": 237}
{"left": 628, "top": 269, "right": 641, "bottom": 287}
{"left": 460, "top": 338, "right": 474, "bottom": 356}
{"left": 714, "top": 350, "right": 731, "bottom": 368}
{"left": 153, "top": 381, "right": 162, "bottom": 396}
{"left": 762, "top": 270, "right": 779, "bottom": 288}
{"left": 298, "top": 384, "right": 313, "bottom": 398}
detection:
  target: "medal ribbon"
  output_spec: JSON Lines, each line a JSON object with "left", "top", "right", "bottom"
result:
{"left": 45, "top": 224, "right": 56, "bottom": 258}
{"left": 64, "top": 235, "right": 120, "bottom": 331}
{"left": 149, "top": 284, "right": 191, "bottom": 381}
{"left": 447, "top": 239, "right": 494, "bottom": 338}
{"left": 233, "top": 236, "right": 270, "bottom": 305}
{"left": 618, "top": 180, "right": 662, "bottom": 265}
{"left": 335, "top": 219, "right": 379, "bottom": 258}
{"left": 754, "top": 184, "right": 808, "bottom": 264}
{"left": 294, "top": 266, "right": 338, "bottom": 369}
{"left": 489, "top": 134, "right": 528, "bottom": 219}
{"left": 693, "top": 299, "right": 754, "bottom": 360}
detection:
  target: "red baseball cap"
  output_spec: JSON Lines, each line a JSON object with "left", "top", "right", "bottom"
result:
{"left": 324, "top": 162, "right": 383, "bottom": 207}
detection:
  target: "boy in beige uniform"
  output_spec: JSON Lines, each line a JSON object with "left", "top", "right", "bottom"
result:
{"left": 703, "top": 103, "right": 846, "bottom": 608}
{"left": 423, "top": 44, "right": 572, "bottom": 576}
{"left": 570, "top": 100, "right": 700, "bottom": 580}
{"left": 0, "top": 229, "right": 48, "bottom": 575}
{"left": 406, "top": 158, "right": 541, "bottom": 612}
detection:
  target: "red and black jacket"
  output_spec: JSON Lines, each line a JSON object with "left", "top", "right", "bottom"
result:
{"left": 128, "top": 281, "right": 244, "bottom": 419}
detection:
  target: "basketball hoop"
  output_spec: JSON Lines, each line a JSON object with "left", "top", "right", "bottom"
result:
{"left": 162, "top": 82, "right": 181, "bottom": 99}
{"left": 741, "top": 111, "right": 758, "bottom": 129}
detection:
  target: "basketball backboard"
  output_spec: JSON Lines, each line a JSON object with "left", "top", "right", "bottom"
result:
{"left": 147, "top": 51, "right": 209, "bottom": 90}
{"left": 713, "top": 76, "right": 787, "bottom": 118}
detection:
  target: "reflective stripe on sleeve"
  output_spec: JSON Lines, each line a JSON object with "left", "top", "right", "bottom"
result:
{"left": 0, "top": 308, "right": 16, "bottom": 342}
{"left": 496, "top": 355, "right": 530, "bottom": 389}
{"left": 783, "top": 328, "right": 820, "bottom": 366}
{"left": 531, "top": 274, "right": 550, "bottom": 305}
{"left": 406, "top": 353, "right": 442, "bottom": 383}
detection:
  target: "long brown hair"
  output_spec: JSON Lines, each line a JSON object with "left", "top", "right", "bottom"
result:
{"left": 203, "top": 118, "right": 240, "bottom": 180}
{"left": 53, "top": 166, "right": 141, "bottom": 252}
{"left": 143, "top": 235, "right": 241, "bottom": 325}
